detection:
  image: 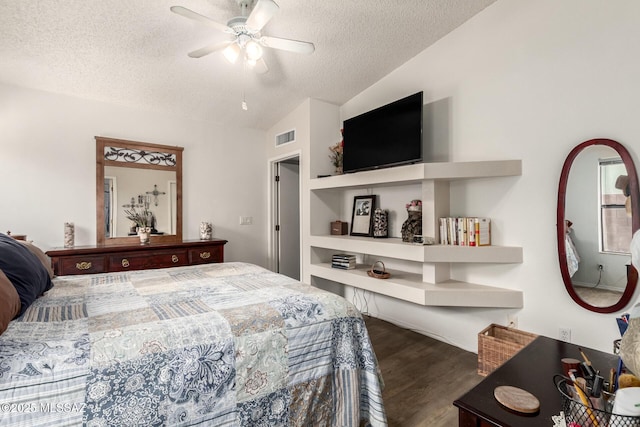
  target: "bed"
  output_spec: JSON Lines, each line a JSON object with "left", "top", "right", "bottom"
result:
{"left": 0, "top": 238, "right": 387, "bottom": 427}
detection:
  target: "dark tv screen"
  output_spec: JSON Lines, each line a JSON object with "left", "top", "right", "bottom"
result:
{"left": 343, "top": 91, "right": 423, "bottom": 173}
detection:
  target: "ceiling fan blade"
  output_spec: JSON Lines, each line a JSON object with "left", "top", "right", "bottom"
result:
{"left": 170, "top": 6, "right": 231, "bottom": 34}
{"left": 260, "top": 36, "right": 315, "bottom": 55}
{"left": 188, "top": 41, "right": 232, "bottom": 58}
{"left": 253, "top": 57, "right": 269, "bottom": 74}
{"left": 245, "top": 0, "right": 279, "bottom": 32}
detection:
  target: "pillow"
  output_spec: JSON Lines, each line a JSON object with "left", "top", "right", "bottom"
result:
{"left": 0, "top": 233, "right": 53, "bottom": 316}
{"left": 0, "top": 269, "right": 21, "bottom": 334}
{"left": 18, "top": 240, "right": 54, "bottom": 279}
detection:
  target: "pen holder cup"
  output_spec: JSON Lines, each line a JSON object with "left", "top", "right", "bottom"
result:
{"left": 556, "top": 377, "right": 640, "bottom": 427}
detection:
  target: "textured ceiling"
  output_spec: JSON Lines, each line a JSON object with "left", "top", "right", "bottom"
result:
{"left": 0, "top": 0, "right": 496, "bottom": 130}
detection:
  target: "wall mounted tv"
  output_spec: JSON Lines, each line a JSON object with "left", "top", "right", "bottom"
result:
{"left": 343, "top": 91, "right": 423, "bottom": 174}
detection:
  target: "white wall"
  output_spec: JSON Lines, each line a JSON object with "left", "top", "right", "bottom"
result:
{"left": 334, "top": 0, "right": 640, "bottom": 353}
{"left": 265, "top": 98, "right": 341, "bottom": 281}
{"left": 0, "top": 82, "right": 268, "bottom": 267}
{"left": 265, "top": 99, "right": 311, "bottom": 273}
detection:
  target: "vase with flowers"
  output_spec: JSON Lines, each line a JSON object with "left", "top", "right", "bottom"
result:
{"left": 124, "top": 206, "right": 153, "bottom": 244}
{"left": 329, "top": 130, "right": 344, "bottom": 175}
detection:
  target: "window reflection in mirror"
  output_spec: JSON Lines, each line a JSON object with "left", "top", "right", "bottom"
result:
{"left": 600, "top": 159, "right": 632, "bottom": 253}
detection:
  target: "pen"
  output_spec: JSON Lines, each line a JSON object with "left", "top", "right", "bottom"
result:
{"left": 579, "top": 347, "right": 591, "bottom": 366}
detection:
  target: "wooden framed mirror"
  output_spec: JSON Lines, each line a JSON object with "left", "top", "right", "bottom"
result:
{"left": 96, "top": 136, "right": 183, "bottom": 246}
{"left": 557, "top": 138, "right": 639, "bottom": 313}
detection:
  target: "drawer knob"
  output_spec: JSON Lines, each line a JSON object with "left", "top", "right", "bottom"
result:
{"left": 76, "top": 261, "right": 92, "bottom": 270}
{"left": 172, "top": 255, "right": 179, "bottom": 263}
{"left": 200, "top": 251, "right": 211, "bottom": 260}
{"left": 122, "top": 259, "right": 130, "bottom": 268}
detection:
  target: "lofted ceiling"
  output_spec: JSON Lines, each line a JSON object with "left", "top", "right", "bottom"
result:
{"left": 0, "top": 0, "right": 496, "bottom": 130}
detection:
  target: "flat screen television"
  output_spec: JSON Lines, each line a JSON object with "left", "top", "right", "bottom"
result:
{"left": 343, "top": 91, "right": 423, "bottom": 173}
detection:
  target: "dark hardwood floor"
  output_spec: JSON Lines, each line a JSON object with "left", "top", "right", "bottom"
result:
{"left": 364, "top": 316, "right": 483, "bottom": 427}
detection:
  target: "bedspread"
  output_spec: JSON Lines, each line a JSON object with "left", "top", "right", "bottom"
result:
{"left": 0, "top": 262, "right": 386, "bottom": 426}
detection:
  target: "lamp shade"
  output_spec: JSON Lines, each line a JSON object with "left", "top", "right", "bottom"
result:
{"left": 223, "top": 43, "right": 241, "bottom": 64}
{"left": 245, "top": 40, "right": 263, "bottom": 61}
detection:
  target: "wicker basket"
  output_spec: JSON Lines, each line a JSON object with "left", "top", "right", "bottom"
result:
{"left": 478, "top": 324, "right": 538, "bottom": 376}
{"left": 367, "top": 261, "right": 390, "bottom": 279}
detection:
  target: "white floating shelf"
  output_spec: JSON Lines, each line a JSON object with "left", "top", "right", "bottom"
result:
{"left": 309, "top": 263, "right": 523, "bottom": 308}
{"left": 309, "top": 235, "right": 523, "bottom": 264}
{"left": 309, "top": 160, "right": 522, "bottom": 190}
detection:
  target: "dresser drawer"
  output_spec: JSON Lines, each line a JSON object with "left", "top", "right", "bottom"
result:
{"left": 188, "top": 245, "right": 223, "bottom": 265}
{"left": 109, "top": 249, "right": 189, "bottom": 271}
{"left": 55, "top": 255, "right": 106, "bottom": 275}
{"left": 46, "top": 239, "right": 227, "bottom": 275}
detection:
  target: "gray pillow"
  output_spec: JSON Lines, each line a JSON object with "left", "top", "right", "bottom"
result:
{"left": 0, "top": 233, "right": 53, "bottom": 316}
{"left": 18, "top": 240, "right": 54, "bottom": 279}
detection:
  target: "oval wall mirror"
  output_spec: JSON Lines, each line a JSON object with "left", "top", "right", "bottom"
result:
{"left": 557, "top": 138, "right": 640, "bottom": 313}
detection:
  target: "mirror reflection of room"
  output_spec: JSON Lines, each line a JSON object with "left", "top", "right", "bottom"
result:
{"left": 104, "top": 166, "right": 177, "bottom": 238}
{"left": 565, "top": 146, "right": 632, "bottom": 308}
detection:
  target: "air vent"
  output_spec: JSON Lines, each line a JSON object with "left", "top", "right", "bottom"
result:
{"left": 275, "top": 129, "right": 295, "bottom": 146}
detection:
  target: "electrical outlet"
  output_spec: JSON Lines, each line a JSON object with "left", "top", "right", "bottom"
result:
{"left": 239, "top": 216, "right": 253, "bottom": 225}
{"left": 598, "top": 264, "right": 604, "bottom": 271}
{"left": 507, "top": 314, "right": 518, "bottom": 328}
{"left": 559, "top": 327, "right": 571, "bottom": 342}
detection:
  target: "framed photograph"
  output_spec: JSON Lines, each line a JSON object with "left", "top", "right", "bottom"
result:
{"left": 350, "top": 195, "right": 377, "bottom": 236}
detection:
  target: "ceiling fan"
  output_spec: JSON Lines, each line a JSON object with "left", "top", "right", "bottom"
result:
{"left": 171, "top": 0, "right": 315, "bottom": 74}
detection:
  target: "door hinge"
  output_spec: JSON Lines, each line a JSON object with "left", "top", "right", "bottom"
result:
{"left": 275, "top": 225, "right": 280, "bottom": 231}
{"left": 275, "top": 175, "right": 280, "bottom": 182}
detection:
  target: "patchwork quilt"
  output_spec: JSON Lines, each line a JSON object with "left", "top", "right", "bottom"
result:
{"left": 0, "top": 262, "right": 387, "bottom": 426}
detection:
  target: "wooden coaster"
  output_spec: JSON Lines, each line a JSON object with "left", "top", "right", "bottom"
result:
{"left": 494, "top": 385, "right": 540, "bottom": 414}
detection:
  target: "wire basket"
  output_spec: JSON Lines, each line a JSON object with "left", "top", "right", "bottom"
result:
{"left": 556, "top": 377, "right": 640, "bottom": 427}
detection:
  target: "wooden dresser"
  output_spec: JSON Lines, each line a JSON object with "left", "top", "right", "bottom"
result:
{"left": 46, "top": 239, "right": 227, "bottom": 276}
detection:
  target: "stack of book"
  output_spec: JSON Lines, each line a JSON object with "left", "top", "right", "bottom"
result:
{"left": 332, "top": 254, "right": 356, "bottom": 269}
{"left": 439, "top": 217, "right": 491, "bottom": 246}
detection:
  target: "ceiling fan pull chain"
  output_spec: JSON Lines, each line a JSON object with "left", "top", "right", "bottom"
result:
{"left": 241, "top": 61, "right": 248, "bottom": 111}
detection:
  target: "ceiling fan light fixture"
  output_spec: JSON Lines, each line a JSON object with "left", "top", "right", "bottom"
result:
{"left": 223, "top": 43, "right": 241, "bottom": 63}
{"left": 172, "top": 2, "right": 313, "bottom": 75}
{"left": 245, "top": 40, "right": 263, "bottom": 61}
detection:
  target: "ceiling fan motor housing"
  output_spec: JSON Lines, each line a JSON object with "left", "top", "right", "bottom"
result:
{"left": 228, "top": 16, "right": 253, "bottom": 34}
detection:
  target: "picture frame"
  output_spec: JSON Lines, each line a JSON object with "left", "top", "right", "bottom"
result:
{"left": 350, "top": 195, "right": 377, "bottom": 236}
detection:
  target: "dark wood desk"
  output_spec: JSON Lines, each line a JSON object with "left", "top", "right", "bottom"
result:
{"left": 454, "top": 336, "right": 618, "bottom": 427}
